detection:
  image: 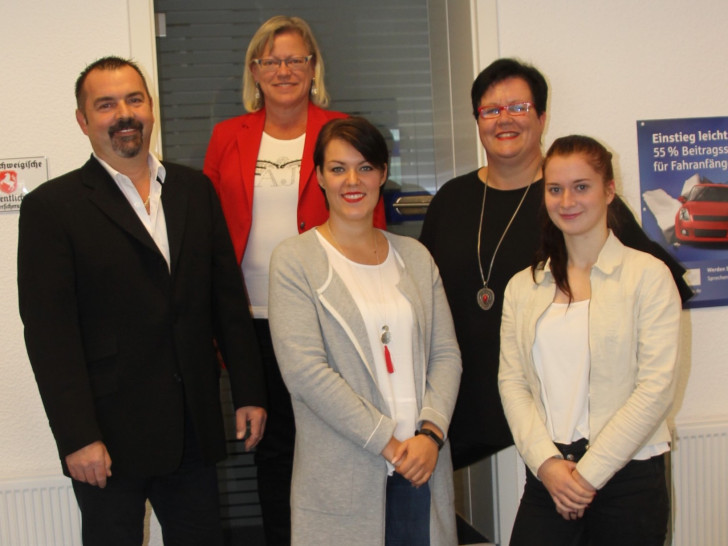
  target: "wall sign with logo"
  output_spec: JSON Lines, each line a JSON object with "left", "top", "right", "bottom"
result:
{"left": 637, "top": 117, "right": 728, "bottom": 308}
{"left": 0, "top": 157, "right": 48, "bottom": 213}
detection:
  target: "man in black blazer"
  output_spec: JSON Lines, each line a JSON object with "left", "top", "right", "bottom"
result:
{"left": 17, "top": 56, "right": 267, "bottom": 545}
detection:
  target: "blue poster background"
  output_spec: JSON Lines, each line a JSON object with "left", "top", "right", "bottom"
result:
{"left": 637, "top": 116, "right": 728, "bottom": 309}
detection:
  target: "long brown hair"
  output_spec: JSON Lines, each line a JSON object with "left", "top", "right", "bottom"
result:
{"left": 532, "top": 135, "right": 620, "bottom": 299}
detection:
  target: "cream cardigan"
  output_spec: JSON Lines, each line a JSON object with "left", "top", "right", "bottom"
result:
{"left": 498, "top": 232, "right": 681, "bottom": 489}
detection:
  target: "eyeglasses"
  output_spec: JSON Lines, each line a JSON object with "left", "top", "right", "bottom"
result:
{"left": 477, "top": 102, "right": 534, "bottom": 119}
{"left": 252, "top": 55, "right": 313, "bottom": 72}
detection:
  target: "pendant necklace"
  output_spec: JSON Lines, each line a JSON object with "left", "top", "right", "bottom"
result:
{"left": 326, "top": 223, "right": 394, "bottom": 373}
{"left": 373, "top": 233, "right": 394, "bottom": 373}
{"left": 141, "top": 169, "right": 153, "bottom": 214}
{"left": 476, "top": 177, "right": 531, "bottom": 310}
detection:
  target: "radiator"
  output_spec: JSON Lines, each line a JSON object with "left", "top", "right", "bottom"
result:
{"left": 0, "top": 475, "right": 81, "bottom": 546}
{"left": 672, "top": 417, "right": 728, "bottom": 546}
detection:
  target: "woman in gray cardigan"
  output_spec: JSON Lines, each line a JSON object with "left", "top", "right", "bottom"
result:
{"left": 269, "top": 117, "right": 461, "bottom": 545}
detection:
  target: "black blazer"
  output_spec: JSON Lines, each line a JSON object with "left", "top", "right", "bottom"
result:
{"left": 17, "top": 156, "right": 265, "bottom": 477}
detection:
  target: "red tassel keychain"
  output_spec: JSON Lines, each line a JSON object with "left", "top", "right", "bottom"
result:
{"left": 384, "top": 345, "right": 394, "bottom": 374}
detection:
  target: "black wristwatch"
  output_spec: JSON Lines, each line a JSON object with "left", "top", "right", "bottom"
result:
{"left": 415, "top": 429, "right": 444, "bottom": 451}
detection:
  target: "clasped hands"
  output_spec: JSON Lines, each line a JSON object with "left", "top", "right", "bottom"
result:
{"left": 537, "top": 457, "right": 596, "bottom": 520}
{"left": 381, "top": 425, "right": 442, "bottom": 488}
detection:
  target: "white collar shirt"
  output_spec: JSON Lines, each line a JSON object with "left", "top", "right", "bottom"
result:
{"left": 94, "top": 153, "right": 170, "bottom": 270}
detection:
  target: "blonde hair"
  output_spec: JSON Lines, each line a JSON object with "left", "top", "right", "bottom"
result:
{"left": 242, "top": 15, "right": 330, "bottom": 112}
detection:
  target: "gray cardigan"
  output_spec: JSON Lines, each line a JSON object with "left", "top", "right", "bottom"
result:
{"left": 269, "top": 229, "right": 461, "bottom": 545}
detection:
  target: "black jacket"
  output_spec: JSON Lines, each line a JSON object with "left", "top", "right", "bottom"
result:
{"left": 18, "top": 156, "right": 265, "bottom": 477}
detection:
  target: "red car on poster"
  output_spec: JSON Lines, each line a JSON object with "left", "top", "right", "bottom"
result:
{"left": 675, "top": 183, "right": 728, "bottom": 243}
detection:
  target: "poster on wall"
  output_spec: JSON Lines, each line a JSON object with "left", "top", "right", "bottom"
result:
{"left": 637, "top": 117, "right": 728, "bottom": 309}
{"left": 0, "top": 157, "right": 48, "bottom": 213}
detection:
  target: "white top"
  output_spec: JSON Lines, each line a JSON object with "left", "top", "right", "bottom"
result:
{"left": 94, "top": 153, "right": 169, "bottom": 270}
{"left": 533, "top": 300, "right": 591, "bottom": 444}
{"left": 242, "top": 132, "right": 304, "bottom": 318}
{"left": 532, "top": 299, "right": 669, "bottom": 459}
{"left": 317, "top": 230, "right": 417, "bottom": 474}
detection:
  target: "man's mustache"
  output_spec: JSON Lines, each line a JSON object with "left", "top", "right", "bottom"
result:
{"left": 108, "top": 118, "right": 143, "bottom": 137}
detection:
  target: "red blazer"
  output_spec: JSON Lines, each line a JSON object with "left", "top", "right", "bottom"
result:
{"left": 203, "top": 102, "right": 386, "bottom": 264}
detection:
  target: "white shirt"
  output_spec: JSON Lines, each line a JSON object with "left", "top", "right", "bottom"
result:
{"left": 94, "top": 153, "right": 170, "bottom": 270}
{"left": 242, "top": 132, "right": 304, "bottom": 317}
{"left": 533, "top": 300, "right": 591, "bottom": 444}
{"left": 317, "top": 231, "right": 417, "bottom": 474}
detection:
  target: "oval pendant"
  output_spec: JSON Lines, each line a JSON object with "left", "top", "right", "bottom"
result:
{"left": 380, "top": 325, "right": 391, "bottom": 344}
{"left": 477, "top": 286, "right": 495, "bottom": 310}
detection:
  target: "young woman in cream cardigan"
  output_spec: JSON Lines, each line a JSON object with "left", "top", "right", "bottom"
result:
{"left": 499, "top": 135, "right": 680, "bottom": 546}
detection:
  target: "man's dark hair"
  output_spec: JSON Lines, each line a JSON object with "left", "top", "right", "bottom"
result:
{"left": 75, "top": 56, "right": 151, "bottom": 113}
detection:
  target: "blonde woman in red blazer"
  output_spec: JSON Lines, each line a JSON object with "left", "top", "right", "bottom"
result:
{"left": 205, "top": 101, "right": 356, "bottom": 263}
{"left": 203, "top": 16, "right": 384, "bottom": 546}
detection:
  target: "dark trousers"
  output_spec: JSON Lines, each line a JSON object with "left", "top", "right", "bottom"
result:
{"left": 385, "top": 472, "right": 431, "bottom": 546}
{"left": 253, "top": 319, "right": 295, "bottom": 546}
{"left": 72, "top": 413, "right": 223, "bottom": 546}
{"left": 510, "top": 443, "right": 669, "bottom": 546}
